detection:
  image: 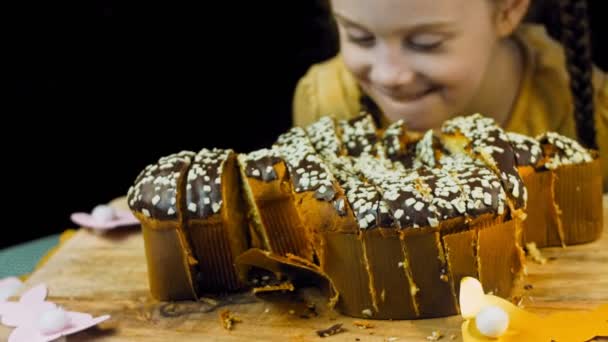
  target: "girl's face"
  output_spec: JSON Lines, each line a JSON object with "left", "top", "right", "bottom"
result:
{"left": 333, "top": 0, "right": 510, "bottom": 131}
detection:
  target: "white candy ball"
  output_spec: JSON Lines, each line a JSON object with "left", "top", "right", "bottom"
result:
{"left": 0, "top": 280, "right": 22, "bottom": 301}
{"left": 475, "top": 306, "right": 509, "bottom": 338}
{"left": 38, "top": 308, "right": 71, "bottom": 335}
{"left": 91, "top": 205, "right": 116, "bottom": 222}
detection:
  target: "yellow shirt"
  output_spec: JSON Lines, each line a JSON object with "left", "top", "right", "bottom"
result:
{"left": 292, "top": 24, "right": 608, "bottom": 190}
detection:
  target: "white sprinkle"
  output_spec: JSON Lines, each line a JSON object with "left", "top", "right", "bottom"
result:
{"left": 203, "top": 185, "right": 211, "bottom": 192}
{"left": 187, "top": 184, "right": 192, "bottom": 191}
{"left": 318, "top": 185, "right": 327, "bottom": 194}
{"left": 188, "top": 203, "right": 197, "bottom": 212}
{"left": 398, "top": 261, "right": 404, "bottom": 268}
{"left": 454, "top": 199, "right": 466, "bottom": 214}
{"left": 151, "top": 195, "right": 161, "bottom": 206}
{"left": 366, "top": 214, "right": 375, "bottom": 223}
{"left": 215, "top": 177, "right": 221, "bottom": 184}
{"left": 142, "top": 208, "right": 151, "bottom": 217}
{"left": 252, "top": 169, "right": 261, "bottom": 177}
{"left": 428, "top": 217, "right": 439, "bottom": 227}
{"left": 512, "top": 180, "right": 520, "bottom": 198}
{"left": 212, "top": 202, "right": 221, "bottom": 213}
{"left": 167, "top": 207, "right": 175, "bottom": 215}
{"left": 204, "top": 197, "right": 210, "bottom": 205}
{"left": 265, "top": 166, "right": 273, "bottom": 174}
{"left": 483, "top": 193, "right": 493, "bottom": 206}
{"left": 394, "top": 209, "right": 404, "bottom": 219}
{"left": 362, "top": 309, "right": 372, "bottom": 317}
{"left": 405, "top": 198, "right": 416, "bottom": 207}
{"left": 385, "top": 191, "right": 400, "bottom": 201}
{"left": 414, "top": 202, "right": 425, "bottom": 211}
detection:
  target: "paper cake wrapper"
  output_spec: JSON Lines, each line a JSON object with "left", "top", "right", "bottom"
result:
{"left": 553, "top": 157, "right": 603, "bottom": 245}
{"left": 521, "top": 157, "right": 603, "bottom": 247}
{"left": 315, "top": 218, "right": 523, "bottom": 320}
{"left": 140, "top": 220, "right": 199, "bottom": 301}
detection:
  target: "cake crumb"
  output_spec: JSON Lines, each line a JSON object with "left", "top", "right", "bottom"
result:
{"left": 353, "top": 320, "right": 374, "bottom": 329}
{"left": 299, "top": 303, "right": 319, "bottom": 319}
{"left": 525, "top": 242, "right": 547, "bottom": 264}
{"left": 410, "top": 284, "right": 420, "bottom": 296}
{"left": 426, "top": 331, "right": 443, "bottom": 341}
{"left": 524, "top": 284, "right": 533, "bottom": 290}
{"left": 219, "top": 309, "right": 241, "bottom": 330}
{"left": 514, "top": 296, "right": 525, "bottom": 308}
{"left": 450, "top": 334, "right": 457, "bottom": 340}
{"left": 316, "top": 323, "right": 345, "bottom": 337}
{"left": 386, "top": 337, "right": 398, "bottom": 342}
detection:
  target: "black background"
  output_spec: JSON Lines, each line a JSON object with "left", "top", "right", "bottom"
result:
{"left": 7, "top": 0, "right": 607, "bottom": 248}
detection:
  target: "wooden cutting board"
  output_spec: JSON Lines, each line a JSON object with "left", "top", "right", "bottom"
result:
{"left": 2, "top": 196, "right": 607, "bottom": 341}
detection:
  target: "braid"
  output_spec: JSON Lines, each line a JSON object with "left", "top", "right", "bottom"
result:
{"left": 558, "top": 0, "right": 597, "bottom": 149}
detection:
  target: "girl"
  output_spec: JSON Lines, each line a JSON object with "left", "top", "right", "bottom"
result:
{"left": 293, "top": 0, "right": 607, "bottom": 189}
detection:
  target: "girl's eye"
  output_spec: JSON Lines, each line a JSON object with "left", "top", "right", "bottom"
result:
{"left": 345, "top": 29, "right": 376, "bottom": 48}
{"left": 407, "top": 33, "right": 444, "bottom": 51}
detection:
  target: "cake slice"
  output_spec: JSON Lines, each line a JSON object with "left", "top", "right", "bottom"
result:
{"left": 380, "top": 120, "right": 426, "bottom": 168}
{"left": 238, "top": 148, "right": 314, "bottom": 261}
{"left": 506, "top": 132, "right": 559, "bottom": 247}
{"left": 184, "top": 148, "right": 249, "bottom": 293}
{"left": 127, "top": 151, "right": 199, "bottom": 300}
{"left": 536, "top": 132, "right": 603, "bottom": 246}
{"left": 441, "top": 114, "right": 527, "bottom": 216}
{"left": 338, "top": 114, "right": 379, "bottom": 157}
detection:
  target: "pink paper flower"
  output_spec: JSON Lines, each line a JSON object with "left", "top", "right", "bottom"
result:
{"left": 0, "top": 284, "right": 110, "bottom": 342}
{"left": 70, "top": 204, "right": 139, "bottom": 232}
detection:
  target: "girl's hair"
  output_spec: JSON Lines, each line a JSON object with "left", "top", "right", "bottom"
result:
{"left": 557, "top": 0, "right": 597, "bottom": 149}
{"left": 531, "top": 0, "right": 597, "bottom": 148}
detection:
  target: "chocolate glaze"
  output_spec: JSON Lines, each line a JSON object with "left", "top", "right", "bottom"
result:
{"left": 128, "top": 151, "right": 195, "bottom": 220}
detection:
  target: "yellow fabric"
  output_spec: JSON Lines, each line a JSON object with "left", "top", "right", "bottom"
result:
{"left": 292, "top": 24, "right": 608, "bottom": 189}
{"left": 292, "top": 55, "right": 362, "bottom": 127}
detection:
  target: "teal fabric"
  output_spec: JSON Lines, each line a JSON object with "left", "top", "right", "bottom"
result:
{"left": 0, "top": 235, "right": 60, "bottom": 278}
